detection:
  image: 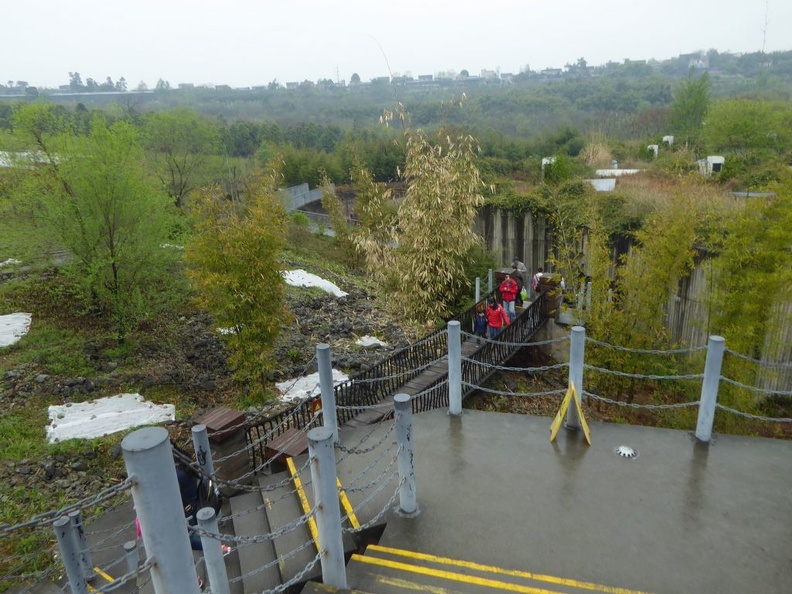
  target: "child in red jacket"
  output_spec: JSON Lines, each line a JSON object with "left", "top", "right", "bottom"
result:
{"left": 485, "top": 299, "right": 510, "bottom": 339}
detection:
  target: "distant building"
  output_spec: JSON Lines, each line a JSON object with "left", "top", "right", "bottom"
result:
{"left": 697, "top": 156, "right": 725, "bottom": 176}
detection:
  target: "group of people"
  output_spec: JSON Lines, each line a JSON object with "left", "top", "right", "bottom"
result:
{"left": 472, "top": 258, "right": 545, "bottom": 343}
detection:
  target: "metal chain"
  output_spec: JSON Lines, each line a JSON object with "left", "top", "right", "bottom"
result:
{"left": 349, "top": 356, "right": 446, "bottom": 384}
{"left": 228, "top": 538, "right": 316, "bottom": 584}
{"left": 724, "top": 348, "right": 792, "bottom": 369}
{"left": 0, "top": 478, "right": 132, "bottom": 538}
{"left": 585, "top": 337, "right": 707, "bottom": 355}
{"left": 344, "top": 475, "right": 404, "bottom": 534}
{"left": 719, "top": 375, "right": 792, "bottom": 397}
{"left": 189, "top": 505, "right": 316, "bottom": 544}
{"left": 342, "top": 445, "right": 401, "bottom": 493}
{"left": 715, "top": 403, "right": 792, "bottom": 423}
{"left": 462, "top": 382, "right": 569, "bottom": 398}
{"left": 335, "top": 422, "right": 395, "bottom": 455}
{"left": 462, "top": 358, "right": 569, "bottom": 373}
{"left": 461, "top": 330, "right": 570, "bottom": 347}
{"left": 585, "top": 391, "right": 700, "bottom": 410}
{"left": 584, "top": 363, "right": 704, "bottom": 381}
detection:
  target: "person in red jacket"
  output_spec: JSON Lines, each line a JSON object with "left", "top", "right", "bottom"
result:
{"left": 498, "top": 273, "right": 519, "bottom": 321}
{"left": 485, "top": 299, "right": 510, "bottom": 339}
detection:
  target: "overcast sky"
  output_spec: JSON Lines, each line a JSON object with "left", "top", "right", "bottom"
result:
{"left": 5, "top": 0, "right": 791, "bottom": 89}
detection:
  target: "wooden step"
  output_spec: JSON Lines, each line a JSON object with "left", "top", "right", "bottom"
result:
{"left": 228, "top": 490, "right": 280, "bottom": 593}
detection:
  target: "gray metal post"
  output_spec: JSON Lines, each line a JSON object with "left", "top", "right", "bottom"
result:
{"left": 586, "top": 281, "right": 592, "bottom": 310}
{"left": 317, "top": 343, "right": 338, "bottom": 442}
{"left": 197, "top": 508, "right": 230, "bottom": 594}
{"left": 448, "top": 321, "right": 462, "bottom": 416}
{"left": 475, "top": 277, "right": 481, "bottom": 305}
{"left": 191, "top": 424, "right": 215, "bottom": 482}
{"left": 566, "top": 326, "right": 586, "bottom": 429}
{"left": 308, "top": 427, "right": 347, "bottom": 589}
{"left": 122, "top": 427, "right": 200, "bottom": 594}
{"left": 123, "top": 540, "right": 139, "bottom": 594}
{"left": 394, "top": 394, "right": 418, "bottom": 516}
{"left": 68, "top": 510, "right": 94, "bottom": 582}
{"left": 487, "top": 268, "right": 493, "bottom": 294}
{"left": 53, "top": 516, "right": 89, "bottom": 594}
{"left": 696, "top": 335, "right": 725, "bottom": 443}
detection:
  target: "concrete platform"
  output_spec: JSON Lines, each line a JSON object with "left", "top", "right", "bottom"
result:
{"left": 371, "top": 408, "right": 792, "bottom": 594}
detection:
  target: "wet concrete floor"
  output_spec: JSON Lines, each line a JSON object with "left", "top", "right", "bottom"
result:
{"left": 376, "top": 409, "right": 792, "bottom": 594}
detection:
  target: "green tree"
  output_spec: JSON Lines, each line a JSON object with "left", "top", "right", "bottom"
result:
{"left": 185, "top": 167, "right": 289, "bottom": 394}
{"left": 384, "top": 116, "right": 487, "bottom": 324}
{"left": 702, "top": 98, "right": 792, "bottom": 154}
{"left": 670, "top": 72, "right": 711, "bottom": 145}
{"left": 141, "top": 108, "right": 220, "bottom": 207}
{"left": 710, "top": 186, "right": 792, "bottom": 410}
{"left": 10, "top": 106, "right": 181, "bottom": 338}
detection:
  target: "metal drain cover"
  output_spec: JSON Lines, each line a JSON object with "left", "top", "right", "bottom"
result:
{"left": 615, "top": 445, "right": 638, "bottom": 459}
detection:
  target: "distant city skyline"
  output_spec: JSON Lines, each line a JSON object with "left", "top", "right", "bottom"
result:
{"left": 4, "top": 0, "right": 791, "bottom": 89}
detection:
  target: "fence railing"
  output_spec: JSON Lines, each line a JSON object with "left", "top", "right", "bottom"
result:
{"left": 245, "top": 291, "right": 549, "bottom": 469}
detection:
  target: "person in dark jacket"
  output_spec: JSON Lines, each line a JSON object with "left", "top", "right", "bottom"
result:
{"left": 473, "top": 305, "right": 488, "bottom": 345}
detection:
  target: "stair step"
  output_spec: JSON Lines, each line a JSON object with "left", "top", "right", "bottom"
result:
{"left": 299, "top": 580, "right": 372, "bottom": 594}
{"left": 228, "top": 490, "right": 280, "bottom": 593}
{"left": 258, "top": 472, "right": 322, "bottom": 585}
{"left": 285, "top": 458, "right": 359, "bottom": 554}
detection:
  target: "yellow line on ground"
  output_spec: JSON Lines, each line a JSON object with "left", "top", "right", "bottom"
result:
{"left": 337, "top": 477, "right": 361, "bottom": 530}
{"left": 366, "top": 545, "right": 652, "bottom": 594}
{"left": 93, "top": 567, "right": 115, "bottom": 583}
{"left": 286, "top": 456, "right": 319, "bottom": 548}
{"left": 352, "top": 554, "right": 563, "bottom": 594}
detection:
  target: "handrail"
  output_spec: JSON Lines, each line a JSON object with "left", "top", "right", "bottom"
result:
{"left": 245, "top": 290, "right": 548, "bottom": 469}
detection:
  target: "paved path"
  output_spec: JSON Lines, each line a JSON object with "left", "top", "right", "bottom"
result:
{"left": 375, "top": 409, "right": 792, "bottom": 594}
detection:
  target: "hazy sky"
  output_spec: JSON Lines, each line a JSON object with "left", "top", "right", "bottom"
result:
{"left": 5, "top": 0, "right": 791, "bottom": 89}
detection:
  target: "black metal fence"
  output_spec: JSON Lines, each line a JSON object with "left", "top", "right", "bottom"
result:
{"left": 245, "top": 291, "right": 548, "bottom": 469}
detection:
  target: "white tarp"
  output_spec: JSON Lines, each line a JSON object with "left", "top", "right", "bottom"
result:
{"left": 0, "top": 313, "right": 32, "bottom": 347}
{"left": 276, "top": 369, "right": 349, "bottom": 403}
{"left": 356, "top": 335, "right": 388, "bottom": 348}
{"left": 46, "top": 393, "right": 175, "bottom": 443}
{"left": 282, "top": 269, "right": 348, "bottom": 297}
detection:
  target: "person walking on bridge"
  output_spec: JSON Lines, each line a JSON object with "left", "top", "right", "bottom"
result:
{"left": 485, "top": 299, "right": 510, "bottom": 339}
{"left": 498, "top": 273, "right": 519, "bottom": 322}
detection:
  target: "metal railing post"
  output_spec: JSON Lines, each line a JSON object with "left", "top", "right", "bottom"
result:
{"left": 696, "top": 335, "right": 725, "bottom": 443}
{"left": 191, "top": 424, "right": 215, "bottom": 482}
{"left": 448, "top": 321, "right": 462, "bottom": 416}
{"left": 317, "top": 343, "right": 338, "bottom": 442}
{"left": 53, "top": 516, "right": 89, "bottom": 594}
{"left": 197, "top": 508, "right": 230, "bottom": 594}
{"left": 122, "top": 427, "right": 200, "bottom": 594}
{"left": 566, "top": 325, "right": 586, "bottom": 429}
{"left": 394, "top": 393, "right": 418, "bottom": 516}
{"left": 308, "top": 427, "right": 347, "bottom": 589}
{"left": 487, "top": 268, "right": 493, "bottom": 294}
{"left": 475, "top": 277, "right": 481, "bottom": 305}
{"left": 68, "top": 509, "right": 94, "bottom": 583}
{"left": 123, "top": 540, "right": 140, "bottom": 594}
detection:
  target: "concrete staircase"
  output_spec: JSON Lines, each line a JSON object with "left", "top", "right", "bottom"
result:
{"left": 303, "top": 543, "right": 626, "bottom": 594}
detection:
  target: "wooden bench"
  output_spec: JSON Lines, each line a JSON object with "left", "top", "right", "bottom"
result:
{"left": 265, "top": 427, "right": 310, "bottom": 465}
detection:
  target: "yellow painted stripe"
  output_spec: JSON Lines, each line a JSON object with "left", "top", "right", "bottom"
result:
{"left": 366, "top": 545, "right": 652, "bottom": 594}
{"left": 93, "top": 567, "right": 115, "bottom": 583}
{"left": 337, "top": 477, "right": 361, "bottom": 530}
{"left": 286, "top": 456, "right": 319, "bottom": 549}
{"left": 375, "top": 574, "right": 458, "bottom": 593}
{"left": 353, "top": 554, "right": 563, "bottom": 594}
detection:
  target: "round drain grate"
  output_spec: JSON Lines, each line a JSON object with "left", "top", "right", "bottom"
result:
{"left": 615, "top": 445, "right": 638, "bottom": 459}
